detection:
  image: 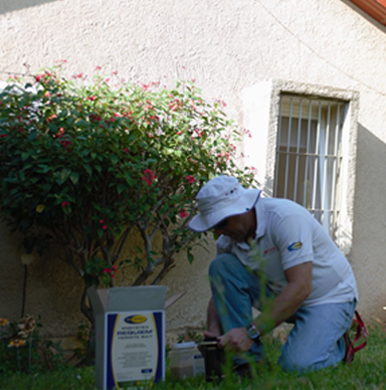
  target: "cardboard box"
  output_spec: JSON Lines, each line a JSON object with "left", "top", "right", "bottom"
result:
{"left": 88, "top": 286, "right": 168, "bottom": 390}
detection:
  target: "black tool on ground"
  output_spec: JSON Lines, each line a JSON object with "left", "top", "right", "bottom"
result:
{"left": 198, "top": 337, "right": 225, "bottom": 382}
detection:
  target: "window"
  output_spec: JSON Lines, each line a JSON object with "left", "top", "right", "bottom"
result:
{"left": 274, "top": 94, "right": 347, "bottom": 242}
{"left": 242, "top": 80, "right": 359, "bottom": 250}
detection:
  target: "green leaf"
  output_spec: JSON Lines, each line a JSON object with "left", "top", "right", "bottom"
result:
{"left": 111, "top": 154, "right": 119, "bottom": 165}
{"left": 84, "top": 164, "right": 92, "bottom": 175}
{"left": 37, "top": 164, "right": 51, "bottom": 173}
{"left": 60, "top": 168, "right": 71, "bottom": 182}
{"left": 4, "top": 177, "right": 18, "bottom": 183}
{"left": 21, "top": 152, "right": 30, "bottom": 161}
{"left": 27, "top": 131, "right": 38, "bottom": 141}
{"left": 187, "top": 252, "right": 194, "bottom": 264}
{"left": 19, "top": 170, "right": 26, "bottom": 181}
{"left": 70, "top": 172, "right": 80, "bottom": 184}
{"left": 117, "top": 183, "right": 126, "bottom": 194}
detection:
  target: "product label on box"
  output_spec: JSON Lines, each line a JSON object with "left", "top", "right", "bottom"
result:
{"left": 193, "top": 354, "right": 205, "bottom": 376}
{"left": 105, "top": 311, "right": 164, "bottom": 390}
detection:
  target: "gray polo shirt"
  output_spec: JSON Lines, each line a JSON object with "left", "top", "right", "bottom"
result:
{"left": 216, "top": 197, "right": 358, "bottom": 306}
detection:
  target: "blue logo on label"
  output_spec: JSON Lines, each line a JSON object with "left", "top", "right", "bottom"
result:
{"left": 288, "top": 242, "right": 303, "bottom": 251}
{"left": 141, "top": 369, "right": 153, "bottom": 373}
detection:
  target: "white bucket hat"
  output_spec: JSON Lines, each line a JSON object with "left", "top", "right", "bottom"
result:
{"left": 188, "top": 175, "right": 261, "bottom": 232}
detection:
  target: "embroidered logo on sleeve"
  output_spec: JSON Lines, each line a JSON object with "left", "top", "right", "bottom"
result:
{"left": 288, "top": 241, "right": 303, "bottom": 251}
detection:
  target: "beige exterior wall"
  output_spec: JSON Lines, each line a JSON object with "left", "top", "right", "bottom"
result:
{"left": 1, "top": 0, "right": 386, "bottom": 343}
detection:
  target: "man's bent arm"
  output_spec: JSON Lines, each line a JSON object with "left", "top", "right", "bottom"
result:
{"left": 255, "top": 261, "right": 312, "bottom": 334}
{"left": 218, "top": 261, "right": 312, "bottom": 352}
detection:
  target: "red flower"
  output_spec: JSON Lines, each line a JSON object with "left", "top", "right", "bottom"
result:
{"left": 185, "top": 175, "right": 196, "bottom": 184}
{"left": 61, "top": 201, "right": 70, "bottom": 207}
{"left": 34, "top": 74, "right": 44, "bottom": 82}
{"left": 243, "top": 128, "right": 252, "bottom": 138}
{"left": 179, "top": 209, "right": 189, "bottom": 218}
{"left": 103, "top": 266, "right": 117, "bottom": 279}
{"left": 89, "top": 114, "right": 101, "bottom": 122}
{"left": 59, "top": 139, "right": 72, "bottom": 148}
{"left": 142, "top": 169, "right": 156, "bottom": 186}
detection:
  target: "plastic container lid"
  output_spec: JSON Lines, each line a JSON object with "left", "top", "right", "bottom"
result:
{"left": 172, "top": 341, "right": 197, "bottom": 349}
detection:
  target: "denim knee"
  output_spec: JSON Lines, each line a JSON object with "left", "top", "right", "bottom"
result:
{"left": 208, "top": 253, "right": 242, "bottom": 280}
{"left": 278, "top": 348, "right": 311, "bottom": 372}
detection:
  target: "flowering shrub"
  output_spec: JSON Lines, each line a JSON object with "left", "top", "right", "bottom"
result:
{"left": 0, "top": 67, "right": 255, "bottom": 326}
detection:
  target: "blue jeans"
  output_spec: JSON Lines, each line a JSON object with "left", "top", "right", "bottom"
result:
{"left": 209, "top": 253, "right": 356, "bottom": 372}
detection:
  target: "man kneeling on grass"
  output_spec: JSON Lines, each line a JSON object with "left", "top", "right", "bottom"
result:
{"left": 188, "top": 175, "right": 358, "bottom": 374}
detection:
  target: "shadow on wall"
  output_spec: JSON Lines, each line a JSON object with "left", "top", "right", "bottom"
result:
{"left": 351, "top": 123, "right": 386, "bottom": 245}
{"left": 0, "top": 0, "right": 60, "bottom": 15}
{"left": 350, "top": 123, "right": 386, "bottom": 322}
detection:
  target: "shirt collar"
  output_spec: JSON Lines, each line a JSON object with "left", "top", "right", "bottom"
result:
{"left": 255, "top": 199, "right": 266, "bottom": 240}
{"left": 236, "top": 198, "right": 266, "bottom": 250}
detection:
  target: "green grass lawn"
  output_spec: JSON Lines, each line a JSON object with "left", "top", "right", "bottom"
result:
{"left": 0, "top": 325, "right": 384, "bottom": 390}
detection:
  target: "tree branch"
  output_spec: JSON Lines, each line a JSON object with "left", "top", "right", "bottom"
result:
{"left": 132, "top": 256, "right": 164, "bottom": 286}
{"left": 113, "top": 226, "right": 132, "bottom": 262}
{"left": 151, "top": 258, "right": 175, "bottom": 285}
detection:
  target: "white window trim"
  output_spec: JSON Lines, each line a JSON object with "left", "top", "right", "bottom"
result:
{"left": 242, "top": 80, "right": 359, "bottom": 254}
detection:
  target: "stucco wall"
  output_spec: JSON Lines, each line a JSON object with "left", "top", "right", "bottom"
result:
{"left": 1, "top": 0, "right": 386, "bottom": 342}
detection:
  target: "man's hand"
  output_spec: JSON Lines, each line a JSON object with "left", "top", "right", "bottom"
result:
{"left": 217, "top": 262, "right": 313, "bottom": 354}
{"left": 217, "top": 327, "right": 254, "bottom": 352}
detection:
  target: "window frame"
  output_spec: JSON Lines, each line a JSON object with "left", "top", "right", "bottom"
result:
{"left": 274, "top": 94, "right": 348, "bottom": 242}
{"left": 242, "top": 80, "right": 359, "bottom": 252}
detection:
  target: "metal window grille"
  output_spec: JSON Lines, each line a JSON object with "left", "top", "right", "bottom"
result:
{"left": 273, "top": 94, "right": 348, "bottom": 243}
